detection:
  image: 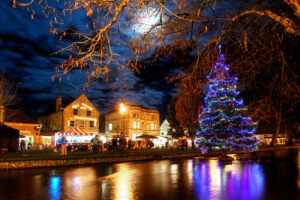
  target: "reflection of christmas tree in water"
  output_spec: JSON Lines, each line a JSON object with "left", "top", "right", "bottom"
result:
{"left": 197, "top": 46, "right": 259, "bottom": 151}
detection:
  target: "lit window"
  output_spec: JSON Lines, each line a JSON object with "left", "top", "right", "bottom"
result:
{"left": 87, "top": 110, "right": 92, "bottom": 116}
{"left": 137, "top": 122, "right": 140, "bottom": 129}
{"left": 109, "top": 123, "right": 112, "bottom": 130}
{"left": 80, "top": 121, "right": 85, "bottom": 128}
{"left": 73, "top": 109, "right": 78, "bottom": 115}
{"left": 154, "top": 124, "right": 157, "bottom": 130}
{"left": 151, "top": 123, "right": 154, "bottom": 130}
{"left": 69, "top": 121, "right": 75, "bottom": 127}
{"left": 90, "top": 121, "right": 94, "bottom": 128}
{"left": 133, "top": 121, "right": 137, "bottom": 129}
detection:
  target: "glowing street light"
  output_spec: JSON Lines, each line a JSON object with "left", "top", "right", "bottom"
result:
{"left": 120, "top": 102, "right": 127, "bottom": 137}
{"left": 120, "top": 103, "right": 126, "bottom": 115}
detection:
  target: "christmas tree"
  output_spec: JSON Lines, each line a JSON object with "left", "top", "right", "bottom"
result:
{"left": 197, "top": 46, "right": 259, "bottom": 151}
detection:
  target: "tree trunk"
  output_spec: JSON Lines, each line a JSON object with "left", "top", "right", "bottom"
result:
{"left": 271, "top": 103, "right": 282, "bottom": 147}
{"left": 191, "top": 135, "right": 195, "bottom": 150}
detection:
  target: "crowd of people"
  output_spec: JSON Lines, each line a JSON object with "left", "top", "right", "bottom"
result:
{"left": 55, "top": 135, "right": 190, "bottom": 155}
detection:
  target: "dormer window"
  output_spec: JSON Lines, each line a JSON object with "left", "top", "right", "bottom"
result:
{"left": 73, "top": 109, "right": 78, "bottom": 115}
{"left": 87, "top": 110, "right": 92, "bottom": 116}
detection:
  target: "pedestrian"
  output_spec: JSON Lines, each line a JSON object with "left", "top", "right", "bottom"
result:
{"left": 60, "top": 136, "right": 68, "bottom": 155}
{"left": 91, "top": 135, "right": 100, "bottom": 153}
{"left": 20, "top": 140, "right": 25, "bottom": 151}
{"left": 27, "top": 142, "right": 32, "bottom": 150}
{"left": 128, "top": 139, "right": 132, "bottom": 150}
{"left": 165, "top": 140, "right": 169, "bottom": 149}
{"left": 184, "top": 139, "right": 188, "bottom": 150}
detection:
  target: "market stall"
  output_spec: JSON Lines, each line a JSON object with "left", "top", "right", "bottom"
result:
{"left": 55, "top": 128, "right": 94, "bottom": 145}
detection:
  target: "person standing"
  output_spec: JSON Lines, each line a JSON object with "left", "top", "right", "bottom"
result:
{"left": 91, "top": 135, "right": 100, "bottom": 153}
{"left": 60, "top": 136, "right": 68, "bottom": 155}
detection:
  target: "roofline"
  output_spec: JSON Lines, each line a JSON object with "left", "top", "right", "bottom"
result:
{"left": 64, "top": 94, "right": 100, "bottom": 113}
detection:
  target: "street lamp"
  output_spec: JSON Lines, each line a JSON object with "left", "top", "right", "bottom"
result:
{"left": 120, "top": 102, "right": 126, "bottom": 137}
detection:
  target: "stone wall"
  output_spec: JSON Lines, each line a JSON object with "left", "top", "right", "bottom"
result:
{"left": 0, "top": 153, "right": 199, "bottom": 170}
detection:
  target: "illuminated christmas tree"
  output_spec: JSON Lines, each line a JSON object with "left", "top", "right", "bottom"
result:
{"left": 197, "top": 46, "right": 259, "bottom": 151}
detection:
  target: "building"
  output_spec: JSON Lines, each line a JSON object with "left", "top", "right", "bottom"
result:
{"left": 38, "top": 94, "right": 100, "bottom": 134}
{"left": 256, "top": 133, "right": 287, "bottom": 145}
{"left": 160, "top": 119, "right": 172, "bottom": 137}
{"left": 105, "top": 104, "right": 160, "bottom": 140}
{"left": 3, "top": 108, "right": 41, "bottom": 149}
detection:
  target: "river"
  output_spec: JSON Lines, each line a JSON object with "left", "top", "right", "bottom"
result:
{"left": 0, "top": 149, "right": 299, "bottom": 200}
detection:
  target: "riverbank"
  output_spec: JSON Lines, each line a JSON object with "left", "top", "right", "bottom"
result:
{"left": 0, "top": 149, "right": 201, "bottom": 170}
{"left": 1, "top": 145, "right": 299, "bottom": 170}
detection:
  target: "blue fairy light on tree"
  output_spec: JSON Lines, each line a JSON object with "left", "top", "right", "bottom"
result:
{"left": 197, "top": 46, "right": 259, "bottom": 151}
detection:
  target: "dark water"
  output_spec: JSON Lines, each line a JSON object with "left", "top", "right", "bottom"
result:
{"left": 0, "top": 150, "right": 300, "bottom": 200}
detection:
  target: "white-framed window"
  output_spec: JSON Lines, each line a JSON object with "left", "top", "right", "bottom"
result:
{"left": 133, "top": 121, "right": 137, "bottom": 129}
{"left": 69, "top": 120, "right": 75, "bottom": 127}
{"left": 137, "top": 122, "right": 140, "bottom": 129}
{"left": 90, "top": 121, "right": 94, "bottom": 128}
{"left": 80, "top": 120, "right": 85, "bottom": 128}
{"left": 109, "top": 123, "right": 112, "bottom": 130}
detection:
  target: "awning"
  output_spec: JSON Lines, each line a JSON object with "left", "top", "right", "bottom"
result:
{"left": 55, "top": 128, "right": 93, "bottom": 136}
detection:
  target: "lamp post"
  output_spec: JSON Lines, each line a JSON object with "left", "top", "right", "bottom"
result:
{"left": 120, "top": 102, "right": 126, "bottom": 137}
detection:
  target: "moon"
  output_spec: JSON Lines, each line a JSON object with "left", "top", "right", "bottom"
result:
{"left": 134, "top": 8, "right": 160, "bottom": 34}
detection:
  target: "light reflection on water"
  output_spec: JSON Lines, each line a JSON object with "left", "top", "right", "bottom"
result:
{"left": 0, "top": 150, "right": 299, "bottom": 200}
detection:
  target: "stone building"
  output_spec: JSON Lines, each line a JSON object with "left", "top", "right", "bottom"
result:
{"left": 38, "top": 94, "right": 100, "bottom": 134}
{"left": 105, "top": 104, "right": 160, "bottom": 140}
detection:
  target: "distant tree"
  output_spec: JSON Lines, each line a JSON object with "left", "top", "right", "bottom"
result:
{"left": 0, "top": 72, "right": 18, "bottom": 108}
{"left": 175, "top": 79, "right": 202, "bottom": 149}
{"left": 0, "top": 72, "right": 19, "bottom": 122}
{"left": 221, "top": 4, "right": 300, "bottom": 146}
{"left": 167, "top": 94, "right": 184, "bottom": 138}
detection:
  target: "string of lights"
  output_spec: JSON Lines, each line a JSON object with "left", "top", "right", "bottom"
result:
{"left": 197, "top": 46, "right": 260, "bottom": 151}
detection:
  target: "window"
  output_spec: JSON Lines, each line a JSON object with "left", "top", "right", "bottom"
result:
{"left": 151, "top": 115, "right": 156, "bottom": 120}
{"left": 154, "top": 124, "right": 157, "bottom": 130}
{"left": 137, "top": 122, "right": 140, "bottom": 129}
{"left": 73, "top": 109, "right": 78, "bottom": 115}
{"left": 151, "top": 123, "right": 155, "bottom": 130}
{"left": 132, "top": 113, "right": 137, "bottom": 118}
{"left": 80, "top": 120, "right": 85, "bottom": 128}
{"left": 90, "top": 121, "right": 94, "bottom": 128}
{"left": 133, "top": 121, "right": 137, "bottom": 129}
{"left": 69, "top": 121, "right": 75, "bottom": 127}
{"left": 87, "top": 110, "right": 92, "bottom": 116}
{"left": 109, "top": 123, "right": 112, "bottom": 130}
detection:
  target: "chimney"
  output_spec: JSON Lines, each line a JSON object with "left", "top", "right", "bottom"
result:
{"left": 56, "top": 96, "right": 62, "bottom": 112}
{"left": 0, "top": 105, "right": 4, "bottom": 123}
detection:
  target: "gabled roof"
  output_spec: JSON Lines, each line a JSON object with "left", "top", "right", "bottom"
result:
{"left": 40, "top": 94, "right": 98, "bottom": 116}
{"left": 64, "top": 94, "right": 99, "bottom": 112}
{"left": 4, "top": 109, "right": 37, "bottom": 124}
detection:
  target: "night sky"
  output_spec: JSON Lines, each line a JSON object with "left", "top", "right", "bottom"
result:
{"left": 0, "top": 1, "right": 177, "bottom": 121}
